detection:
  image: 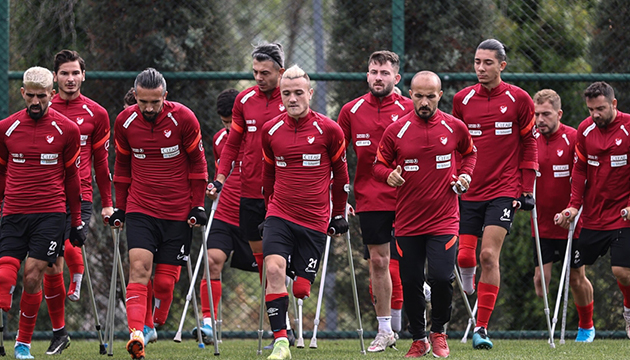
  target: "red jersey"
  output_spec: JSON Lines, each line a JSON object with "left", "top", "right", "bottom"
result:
{"left": 0, "top": 108, "right": 82, "bottom": 225}
{"left": 569, "top": 111, "right": 630, "bottom": 230}
{"left": 212, "top": 128, "right": 242, "bottom": 227}
{"left": 218, "top": 86, "right": 285, "bottom": 199}
{"left": 261, "top": 110, "right": 349, "bottom": 234}
{"left": 113, "top": 101, "right": 208, "bottom": 221}
{"left": 51, "top": 94, "right": 112, "bottom": 208}
{"left": 338, "top": 92, "right": 414, "bottom": 212}
{"left": 374, "top": 109, "right": 476, "bottom": 236}
{"left": 453, "top": 82, "right": 537, "bottom": 200}
{"left": 532, "top": 124, "right": 580, "bottom": 239}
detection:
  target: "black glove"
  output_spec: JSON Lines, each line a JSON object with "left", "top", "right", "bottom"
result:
{"left": 258, "top": 221, "right": 265, "bottom": 238}
{"left": 515, "top": 194, "right": 535, "bottom": 211}
{"left": 328, "top": 215, "right": 349, "bottom": 235}
{"left": 109, "top": 208, "right": 125, "bottom": 227}
{"left": 188, "top": 207, "right": 208, "bottom": 226}
{"left": 69, "top": 222, "right": 87, "bottom": 247}
{"left": 206, "top": 180, "right": 223, "bottom": 193}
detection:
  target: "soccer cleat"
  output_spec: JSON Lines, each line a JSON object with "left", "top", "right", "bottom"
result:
{"left": 429, "top": 332, "right": 449, "bottom": 358}
{"left": 267, "top": 339, "right": 291, "bottom": 360}
{"left": 367, "top": 331, "right": 397, "bottom": 352}
{"left": 405, "top": 339, "right": 430, "bottom": 358}
{"left": 46, "top": 334, "right": 71, "bottom": 355}
{"left": 264, "top": 329, "right": 295, "bottom": 349}
{"left": 472, "top": 327, "right": 493, "bottom": 349}
{"left": 67, "top": 274, "right": 83, "bottom": 301}
{"left": 191, "top": 324, "right": 214, "bottom": 345}
{"left": 14, "top": 344, "right": 34, "bottom": 360}
{"left": 575, "top": 326, "right": 595, "bottom": 342}
{"left": 127, "top": 329, "right": 145, "bottom": 359}
{"left": 143, "top": 325, "right": 158, "bottom": 346}
{"left": 624, "top": 309, "right": 630, "bottom": 339}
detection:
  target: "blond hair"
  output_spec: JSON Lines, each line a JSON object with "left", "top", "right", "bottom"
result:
{"left": 282, "top": 64, "right": 310, "bottom": 83}
{"left": 533, "top": 89, "right": 561, "bottom": 111}
{"left": 23, "top": 67, "right": 53, "bottom": 89}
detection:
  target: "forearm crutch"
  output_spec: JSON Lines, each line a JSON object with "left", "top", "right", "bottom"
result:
{"left": 344, "top": 210, "right": 366, "bottom": 354}
{"left": 201, "top": 195, "right": 221, "bottom": 355}
{"left": 461, "top": 300, "right": 478, "bottom": 343}
{"left": 173, "top": 223, "right": 211, "bottom": 345}
{"left": 454, "top": 265, "right": 476, "bottom": 343}
{"left": 257, "top": 264, "right": 267, "bottom": 355}
{"left": 217, "top": 272, "right": 223, "bottom": 343}
{"left": 561, "top": 208, "right": 581, "bottom": 344}
{"left": 309, "top": 235, "right": 332, "bottom": 349}
{"left": 532, "top": 193, "right": 555, "bottom": 348}
{"left": 82, "top": 245, "right": 107, "bottom": 354}
{"left": 0, "top": 309, "right": 5, "bottom": 356}
{"left": 106, "top": 224, "right": 122, "bottom": 356}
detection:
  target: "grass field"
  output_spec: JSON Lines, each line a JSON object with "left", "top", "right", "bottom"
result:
{"left": 11, "top": 337, "right": 630, "bottom": 359}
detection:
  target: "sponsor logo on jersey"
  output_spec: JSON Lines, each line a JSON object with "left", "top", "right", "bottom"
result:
{"left": 356, "top": 133, "right": 370, "bottom": 139}
{"left": 436, "top": 161, "right": 451, "bottom": 169}
{"left": 469, "top": 130, "right": 482, "bottom": 136}
{"left": 164, "top": 129, "right": 172, "bottom": 138}
{"left": 404, "top": 158, "right": 418, "bottom": 164}
{"left": 133, "top": 147, "right": 145, "bottom": 159}
{"left": 11, "top": 153, "right": 24, "bottom": 163}
{"left": 40, "top": 153, "right": 59, "bottom": 165}
{"left": 611, "top": 154, "right": 628, "bottom": 167}
{"left": 46, "top": 135, "right": 54, "bottom": 144}
{"left": 440, "top": 136, "right": 448, "bottom": 145}
{"left": 161, "top": 145, "right": 180, "bottom": 159}
{"left": 80, "top": 134, "right": 88, "bottom": 146}
{"left": 616, "top": 138, "right": 622, "bottom": 146}
{"left": 500, "top": 105, "right": 508, "bottom": 113}
{"left": 495, "top": 129, "right": 512, "bottom": 136}
{"left": 356, "top": 140, "right": 371, "bottom": 147}
{"left": 391, "top": 114, "right": 398, "bottom": 121}
{"left": 404, "top": 165, "right": 419, "bottom": 171}
{"left": 76, "top": 117, "right": 84, "bottom": 125}
{"left": 557, "top": 149, "right": 563, "bottom": 157}
{"left": 307, "top": 136, "right": 315, "bottom": 144}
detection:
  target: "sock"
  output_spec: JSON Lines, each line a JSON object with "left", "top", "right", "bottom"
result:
{"left": 391, "top": 308, "right": 402, "bottom": 332}
{"left": 457, "top": 234, "right": 478, "bottom": 268}
{"left": 210, "top": 279, "right": 221, "bottom": 317}
{"left": 200, "top": 279, "right": 210, "bottom": 319}
{"left": 126, "top": 283, "right": 148, "bottom": 332}
{"left": 390, "top": 259, "right": 403, "bottom": 310}
{"left": 16, "top": 290, "right": 42, "bottom": 344}
{"left": 0, "top": 257, "right": 20, "bottom": 312}
{"left": 618, "top": 281, "right": 630, "bottom": 308}
{"left": 266, "top": 292, "right": 288, "bottom": 339}
{"left": 144, "top": 279, "right": 154, "bottom": 327}
{"left": 476, "top": 282, "right": 499, "bottom": 328}
{"left": 153, "top": 264, "right": 181, "bottom": 326}
{"left": 575, "top": 301, "right": 594, "bottom": 329}
{"left": 292, "top": 276, "right": 311, "bottom": 299}
{"left": 459, "top": 267, "right": 476, "bottom": 295}
{"left": 254, "top": 253, "right": 264, "bottom": 283}
{"left": 43, "top": 273, "right": 66, "bottom": 330}
{"left": 64, "top": 239, "right": 84, "bottom": 285}
{"left": 368, "top": 278, "right": 375, "bottom": 305}
{"left": 377, "top": 316, "right": 392, "bottom": 334}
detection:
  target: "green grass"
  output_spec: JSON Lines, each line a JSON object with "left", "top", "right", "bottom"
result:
{"left": 13, "top": 337, "right": 630, "bottom": 359}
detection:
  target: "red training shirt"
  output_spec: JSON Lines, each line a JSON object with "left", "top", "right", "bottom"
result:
{"left": 0, "top": 108, "right": 82, "bottom": 226}
{"left": 262, "top": 110, "right": 349, "bottom": 234}
{"left": 453, "top": 81, "right": 537, "bottom": 200}
{"left": 113, "top": 101, "right": 208, "bottom": 221}
{"left": 51, "top": 93, "right": 112, "bottom": 208}
{"left": 337, "top": 92, "right": 414, "bottom": 212}
{"left": 218, "top": 86, "right": 285, "bottom": 199}
{"left": 374, "top": 109, "right": 476, "bottom": 236}
{"left": 569, "top": 111, "right": 630, "bottom": 230}
{"left": 212, "top": 127, "right": 242, "bottom": 227}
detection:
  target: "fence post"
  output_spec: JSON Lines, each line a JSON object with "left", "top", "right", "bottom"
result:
{"left": 392, "top": 0, "right": 404, "bottom": 89}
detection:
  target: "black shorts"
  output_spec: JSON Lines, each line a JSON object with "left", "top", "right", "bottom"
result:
{"left": 363, "top": 239, "right": 401, "bottom": 261}
{"left": 63, "top": 200, "right": 94, "bottom": 248}
{"left": 207, "top": 218, "right": 258, "bottom": 273}
{"left": 240, "top": 197, "right": 266, "bottom": 242}
{"left": 359, "top": 211, "right": 395, "bottom": 246}
{"left": 531, "top": 237, "right": 580, "bottom": 268}
{"left": 262, "top": 216, "right": 327, "bottom": 283}
{"left": 125, "top": 212, "right": 192, "bottom": 266}
{"left": 0, "top": 213, "right": 66, "bottom": 263}
{"left": 459, "top": 197, "right": 515, "bottom": 236}
{"left": 574, "top": 228, "right": 630, "bottom": 268}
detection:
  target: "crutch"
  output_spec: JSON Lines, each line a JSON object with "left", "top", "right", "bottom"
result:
{"left": 200, "top": 195, "right": 221, "bottom": 355}
{"left": 342, "top": 209, "right": 366, "bottom": 354}
{"left": 309, "top": 235, "right": 332, "bottom": 349}
{"left": 106, "top": 223, "right": 123, "bottom": 356}
{"left": 531, "top": 183, "right": 555, "bottom": 348}
{"left": 0, "top": 309, "right": 5, "bottom": 356}
{"left": 461, "top": 300, "right": 478, "bottom": 343}
{"left": 454, "top": 265, "right": 476, "bottom": 343}
{"left": 257, "top": 264, "right": 267, "bottom": 355}
{"left": 290, "top": 280, "right": 298, "bottom": 345}
{"left": 217, "top": 272, "right": 223, "bottom": 343}
{"left": 174, "top": 223, "right": 211, "bottom": 345}
{"left": 82, "top": 245, "right": 107, "bottom": 354}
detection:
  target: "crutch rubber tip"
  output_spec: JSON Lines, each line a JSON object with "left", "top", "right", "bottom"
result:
{"left": 99, "top": 344, "right": 106, "bottom": 355}
{"left": 214, "top": 352, "right": 220, "bottom": 356}
{"left": 198, "top": 343, "right": 204, "bottom": 349}
{"left": 0, "top": 346, "right": 5, "bottom": 356}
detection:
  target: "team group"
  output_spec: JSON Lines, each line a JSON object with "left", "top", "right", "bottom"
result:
{"left": 0, "top": 37, "right": 628, "bottom": 360}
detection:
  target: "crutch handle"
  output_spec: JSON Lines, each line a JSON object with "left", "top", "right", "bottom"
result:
{"left": 554, "top": 213, "right": 560, "bottom": 222}
{"left": 564, "top": 211, "right": 571, "bottom": 218}
{"left": 113, "top": 219, "right": 122, "bottom": 227}
{"left": 622, "top": 209, "right": 628, "bottom": 218}
{"left": 189, "top": 216, "right": 197, "bottom": 225}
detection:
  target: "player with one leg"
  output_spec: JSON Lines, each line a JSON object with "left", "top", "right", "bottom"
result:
{"left": 530, "top": 89, "right": 594, "bottom": 342}
{"left": 337, "top": 50, "right": 413, "bottom": 351}
{"left": 453, "top": 39, "right": 538, "bottom": 349}
{"left": 556, "top": 82, "right": 630, "bottom": 342}
{"left": 374, "top": 71, "right": 477, "bottom": 358}
{"left": 260, "top": 65, "right": 349, "bottom": 360}
{"left": 111, "top": 68, "right": 208, "bottom": 359}
{"left": 0, "top": 67, "right": 84, "bottom": 360}
{"left": 42, "top": 50, "right": 113, "bottom": 355}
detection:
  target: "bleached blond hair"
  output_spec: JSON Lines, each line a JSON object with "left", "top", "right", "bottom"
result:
{"left": 282, "top": 64, "right": 310, "bottom": 84}
{"left": 23, "top": 66, "right": 53, "bottom": 89}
